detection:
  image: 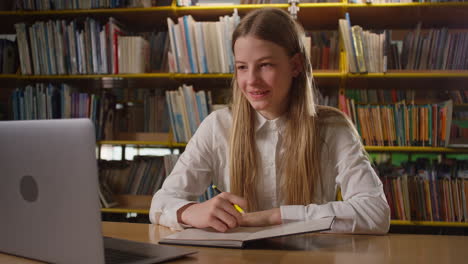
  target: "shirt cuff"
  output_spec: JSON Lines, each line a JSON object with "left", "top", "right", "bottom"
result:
{"left": 280, "top": 205, "right": 307, "bottom": 223}
{"left": 156, "top": 201, "right": 195, "bottom": 231}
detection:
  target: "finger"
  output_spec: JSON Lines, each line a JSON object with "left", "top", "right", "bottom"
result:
{"left": 213, "top": 208, "right": 239, "bottom": 229}
{"left": 219, "top": 192, "right": 248, "bottom": 211}
{"left": 209, "top": 217, "right": 228, "bottom": 232}
{"left": 218, "top": 199, "right": 243, "bottom": 224}
{"left": 212, "top": 196, "right": 243, "bottom": 224}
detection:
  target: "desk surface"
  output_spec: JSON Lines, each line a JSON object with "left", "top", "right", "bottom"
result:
{"left": 1, "top": 222, "right": 468, "bottom": 263}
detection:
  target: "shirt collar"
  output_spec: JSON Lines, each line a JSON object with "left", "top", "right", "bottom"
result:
{"left": 254, "top": 111, "right": 287, "bottom": 134}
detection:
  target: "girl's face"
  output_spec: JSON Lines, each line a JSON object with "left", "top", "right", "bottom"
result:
{"left": 234, "top": 35, "right": 301, "bottom": 120}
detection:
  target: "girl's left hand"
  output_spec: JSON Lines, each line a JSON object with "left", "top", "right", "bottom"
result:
{"left": 240, "top": 208, "right": 282, "bottom": 227}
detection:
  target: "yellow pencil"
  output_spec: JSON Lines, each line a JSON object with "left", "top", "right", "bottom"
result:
{"left": 211, "top": 184, "right": 245, "bottom": 214}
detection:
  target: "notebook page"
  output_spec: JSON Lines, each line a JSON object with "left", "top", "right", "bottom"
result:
{"left": 246, "top": 216, "right": 335, "bottom": 241}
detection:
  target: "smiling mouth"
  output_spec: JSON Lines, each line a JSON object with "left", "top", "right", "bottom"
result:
{"left": 249, "top": 90, "right": 269, "bottom": 95}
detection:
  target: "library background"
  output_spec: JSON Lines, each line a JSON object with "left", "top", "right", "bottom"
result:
{"left": 0, "top": 0, "right": 467, "bottom": 235}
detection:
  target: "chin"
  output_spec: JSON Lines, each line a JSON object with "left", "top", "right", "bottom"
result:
{"left": 249, "top": 103, "right": 269, "bottom": 112}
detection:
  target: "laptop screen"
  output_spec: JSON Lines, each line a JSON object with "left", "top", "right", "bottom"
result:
{"left": 0, "top": 119, "right": 105, "bottom": 264}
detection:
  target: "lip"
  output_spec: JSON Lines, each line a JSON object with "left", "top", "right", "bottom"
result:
{"left": 248, "top": 90, "right": 270, "bottom": 100}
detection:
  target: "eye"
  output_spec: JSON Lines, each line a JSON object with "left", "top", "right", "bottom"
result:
{"left": 260, "top": 63, "right": 273, "bottom": 68}
{"left": 236, "top": 65, "right": 247, "bottom": 71}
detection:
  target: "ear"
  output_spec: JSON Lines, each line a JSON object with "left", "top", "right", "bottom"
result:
{"left": 290, "top": 53, "right": 303, "bottom": 77}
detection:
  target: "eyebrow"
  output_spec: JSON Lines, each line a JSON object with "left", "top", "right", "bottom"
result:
{"left": 235, "top": 56, "right": 275, "bottom": 64}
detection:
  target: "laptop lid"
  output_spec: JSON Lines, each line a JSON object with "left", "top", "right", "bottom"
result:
{"left": 0, "top": 119, "right": 105, "bottom": 263}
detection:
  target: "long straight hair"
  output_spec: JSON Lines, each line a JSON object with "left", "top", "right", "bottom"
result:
{"left": 229, "top": 8, "right": 358, "bottom": 211}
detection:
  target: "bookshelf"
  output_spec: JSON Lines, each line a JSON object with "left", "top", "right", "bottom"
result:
{"left": 1, "top": 1, "right": 467, "bottom": 230}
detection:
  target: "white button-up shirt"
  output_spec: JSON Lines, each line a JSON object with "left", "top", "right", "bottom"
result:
{"left": 150, "top": 107, "right": 390, "bottom": 234}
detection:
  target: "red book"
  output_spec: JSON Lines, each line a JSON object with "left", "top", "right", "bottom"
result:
{"left": 321, "top": 47, "right": 330, "bottom": 70}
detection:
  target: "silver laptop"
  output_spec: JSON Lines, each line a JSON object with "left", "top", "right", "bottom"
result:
{"left": 0, "top": 119, "right": 196, "bottom": 264}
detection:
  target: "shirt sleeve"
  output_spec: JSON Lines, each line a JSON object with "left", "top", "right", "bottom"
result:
{"left": 280, "top": 120, "right": 391, "bottom": 234}
{"left": 149, "top": 113, "right": 215, "bottom": 230}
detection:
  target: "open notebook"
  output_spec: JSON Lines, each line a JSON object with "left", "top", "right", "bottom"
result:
{"left": 159, "top": 216, "right": 335, "bottom": 248}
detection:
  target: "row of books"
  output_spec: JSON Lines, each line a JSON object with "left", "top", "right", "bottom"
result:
{"left": 12, "top": 17, "right": 467, "bottom": 76}
{"left": 98, "top": 154, "right": 218, "bottom": 207}
{"left": 399, "top": 24, "right": 468, "bottom": 71}
{"left": 350, "top": 0, "right": 464, "bottom": 3}
{"left": 16, "top": 18, "right": 111, "bottom": 75}
{"left": 345, "top": 88, "right": 416, "bottom": 104}
{"left": 345, "top": 88, "right": 468, "bottom": 106}
{"left": 340, "top": 99, "right": 454, "bottom": 147}
{"left": 117, "top": 36, "right": 149, "bottom": 74}
{"left": 376, "top": 158, "right": 468, "bottom": 222}
{"left": 177, "top": 0, "right": 339, "bottom": 5}
{"left": 166, "top": 84, "right": 213, "bottom": 142}
{"left": 451, "top": 111, "right": 468, "bottom": 147}
{"left": 0, "top": 36, "right": 18, "bottom": 74}
{"left": 318, "top": 93, "right": 339, "bottom": 108}
{"left": 99, "top": 155, "right": 175, "bottom": 196}
{"left": 14, "top": 17, "right": 167, "bottom": 75}
{"left": 14, "top": 0, "right": 162, "bottom": 10}
{"left": 10, "top": 83, "right": 116, "bottom": 140}
{"left": 114, "top": 90, "right": 170, "bottom": 133}
{"left": 339, "top": 13, "right": 386, "bottom": 73}
{"left": 308, "top": 31, "right": 340, "bottom": 70}
{"left": 198, "top": 185, "right": 217, "bottom": 203}
{"left": 148, "top": 31, "right": 170, "bottom": 72}
{"left": 167, "top": 12, "right": 240, "bottom": 74}
{"left": 339, "top": 14, "right": 468, "bottom": 73}
{"left": 448, "top": 90, "right": 468, "bottom": 104}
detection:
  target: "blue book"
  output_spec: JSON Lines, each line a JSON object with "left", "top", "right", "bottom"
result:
{"left": 167, "top": 18, "right": 181, "bottom": 72}
{"left": 181, "top": 86, "right": 197, "bottom": 135}
{"left": 32, "top": 24, "right": 44, "bottom": 75}
{"left": 198, "top": 90, "right": 209, "bottom": 120}
{"left": 345, "top": 13, "right": 358, "bottom": 73}
{"left": 175, "top": 113, "right": 186, "bottom": 142}
{"left": 11, "top": 90, "right": 18, "bottom": 120}
{"left": 19, "top": 91, "right": 24, "bottom": 120}
{"left": 42, "top": 22, "right": 53, "bottom": 75}
{"left": 195, "top": 22, "right": 208, "bottom": 73}
{"left": 195, "top": 92, "right": 204, "bottom": 122}
{"left": 183, "top": 16, "right": 197, "bottom": 73}
{"left": 165, "top": 91, "right": 180, "bottom": 142}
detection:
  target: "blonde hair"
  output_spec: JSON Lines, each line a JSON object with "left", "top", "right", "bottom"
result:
{"left": 229, "top": 8, "right": 358, "bottom": 211}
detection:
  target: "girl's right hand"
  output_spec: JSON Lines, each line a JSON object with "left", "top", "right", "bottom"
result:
{"left": 177, "top": 192, "right": 247, "bottom": 232}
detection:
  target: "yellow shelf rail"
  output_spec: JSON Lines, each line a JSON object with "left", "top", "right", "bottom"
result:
{"left": 347, "top": 71, "right": 468, "bottom": 79}
{"left": 98, "top": 140, "right": 174, "bottom": 147}
{"left": 0, "top": 71, "right": 344, "bottom": 80}
{"left": 345, "top": 2, "right": 468, "bottom": 8}
{"left": 99, "top": 143, "right": 467, "bottom": 152}
{"left": 365, "top": 146, "right": 468, "bottom": 153}
{"left": 176, "top": 3, "right": 288, "bottom": 11}
{"left": 0, "top": 73, "right": 173, "bottom": 79}
{"left": 0, "top": 2, "right": 466, "bottom": 15}
{"left": 391, "top": 220, "right": 468, "bottom": 228}
{"left": 0, "top": 6, "right": 172, "bottom": 16}
{"left": 101, "top": 208, "right": 150, "bottom": 214}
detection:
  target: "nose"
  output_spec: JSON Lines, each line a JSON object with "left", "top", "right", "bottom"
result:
{"left": 246, "top": 68, "right": 260, "bottom": 86}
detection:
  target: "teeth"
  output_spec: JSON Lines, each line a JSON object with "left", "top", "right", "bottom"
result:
{"left": 252, "top": 91, "right": 267, "bottom": 95}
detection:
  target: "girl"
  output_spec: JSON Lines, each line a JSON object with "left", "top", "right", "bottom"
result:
{"left": 150, "top": 8, "right": 390, "bottom": 234}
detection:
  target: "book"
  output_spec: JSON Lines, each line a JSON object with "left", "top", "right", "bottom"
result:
{"left": 159, "top": 216, "right": 335, "bottom": 248}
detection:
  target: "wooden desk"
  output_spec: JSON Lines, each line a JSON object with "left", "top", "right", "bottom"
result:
{"left": 1, "top": 221, "right": 468, "bottom": 263}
